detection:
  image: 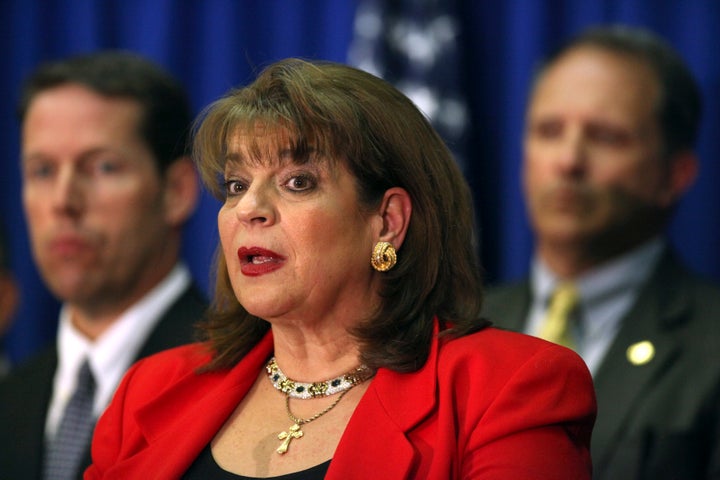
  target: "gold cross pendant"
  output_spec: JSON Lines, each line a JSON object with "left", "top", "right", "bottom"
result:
{"left": 277, "top": 423, "right": 304, "bottom": 454}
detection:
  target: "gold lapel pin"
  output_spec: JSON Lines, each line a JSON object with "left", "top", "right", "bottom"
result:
{"left": 626, "top": 340, "right": 655, "bottom": 366}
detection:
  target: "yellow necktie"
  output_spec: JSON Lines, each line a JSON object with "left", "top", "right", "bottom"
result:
{"left": 539, "top": 283, "right": 579, "bottom": 349}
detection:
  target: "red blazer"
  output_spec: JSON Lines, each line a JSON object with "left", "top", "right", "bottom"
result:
{"left": 86, "top": 324, "right": 596, "bottom": 479}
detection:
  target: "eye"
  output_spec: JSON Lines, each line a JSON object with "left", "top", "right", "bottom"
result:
{"left": 531, "top": 119, "right": 563, "bottom": 139}
{"left": 284, "top": 174, "right": 316, "bottom": 192}
{"left": 224, "top": 179, "right": 246, "bottom": 197}
{"left": 92, "top": 158, "right": 123, "bottom": 175}
{"left": 23, "top": 160, "right": 55, "bottom": 180}
{"left": 587, "top": 125, "right": 631, "bottom": 147}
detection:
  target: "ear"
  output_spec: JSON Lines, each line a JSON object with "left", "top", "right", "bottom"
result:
{"left": 162, "top": 156, "right": 200, "bottom": 227}
{"left": 660, "top": 150, "right": 698, "bottom": 207}
{"left": 376, "top": 187, "right": 412, "bottom": 249}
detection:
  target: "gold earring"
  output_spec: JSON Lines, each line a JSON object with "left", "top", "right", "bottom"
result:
{"left": 371, "top": 241, "right": 397, "bottom": 272}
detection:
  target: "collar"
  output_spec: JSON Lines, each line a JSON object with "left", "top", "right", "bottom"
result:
{"left": 55, "top": 263, "right": 191, "bottom": 418}
{"left": 531, "top": 237, "right": 665, "bottom": 308}
{"left": 327, "top": 321, "right": 440, "bottom": 478}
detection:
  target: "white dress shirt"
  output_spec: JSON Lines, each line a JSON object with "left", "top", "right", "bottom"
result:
{"left": 527, "top": 238, "right": 664, "bottom": 375}
{"left": 45, "top": 263, "right": 191, "bottom": 440}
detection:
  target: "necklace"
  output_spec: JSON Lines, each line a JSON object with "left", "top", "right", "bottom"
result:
{"left": 266, "top": 357, "right": 375, "bottom": 455}
{"left": 276, "top": 390, "right": 350, "bottom": 454}
{"left": 265, "top": 357, "right": 373, "bottom": 399}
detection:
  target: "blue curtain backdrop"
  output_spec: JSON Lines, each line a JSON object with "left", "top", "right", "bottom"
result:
{"left": 1, "top": 0, "right": 718, "bottom": 365}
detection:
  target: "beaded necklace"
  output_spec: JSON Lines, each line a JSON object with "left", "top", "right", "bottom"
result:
{"left": 265, "top": 357, "right": 375, "bottom": 454}
{"left": 265, "top": 357, "right": 374, "bottom": 399}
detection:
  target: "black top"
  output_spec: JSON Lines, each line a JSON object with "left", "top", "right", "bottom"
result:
{"left": 183, "top": 444, "right": 331, "bottom": 479}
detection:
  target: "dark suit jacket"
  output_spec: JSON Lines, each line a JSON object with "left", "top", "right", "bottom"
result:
{"left": 0, "top": 284, "right": 207, "bottom": 480}
{"left": 482, "top": 251, "right": 720, "bottom": 480}
{"left": 86, "top": 322, "right": 596, "bottom": 479}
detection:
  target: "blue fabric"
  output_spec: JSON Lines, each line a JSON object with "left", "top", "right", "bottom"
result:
{"left": 1, "top": 0, "right": 718, "bottom": 364}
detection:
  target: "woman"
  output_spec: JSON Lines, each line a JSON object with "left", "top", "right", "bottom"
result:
{"left": 86, "top": 58, "right": 595, "bottom": 479}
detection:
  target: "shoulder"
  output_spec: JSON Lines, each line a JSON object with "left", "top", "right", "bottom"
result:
{"left": 137, "top": 285, "right": 208, "bottom": 358}
{"left": 0, "top": 347, "right": 56, "bottom": 424}
{"left": 648, "top": 255, "right": 720, "bottom": 336}
{"left": 653, "top": 250, "right": 720, "bottom": 301}
{"left": 483, "top": 280, "right": 528, "bottom": 304}
{"left": 120, "top": 343, "right": 213, "bottom": 393}
{"left": 0, "top": 346, "right": 56, "bottom": 397}
{"left": 437, "top": 327, "right": 590, "bottom": 381}
{"left": 480, "top": 280, "right": 530, "bottom": 330}
{"left": 435, "top": 327, "right": 595, "bottom": 423}
{"left": 154, "top": 283, "right": 208, "bottom": 332}
{"left": 130, "top": 342, "right": 211, "bottom": 374}
{"left": 172, "top": 283, "right": 209, "bottom": 313}
{"left": 673, "top": 268, "right": 720, "bottom": 306}
{"left": 432, "top": 327, "right": 595, "bottom": 471}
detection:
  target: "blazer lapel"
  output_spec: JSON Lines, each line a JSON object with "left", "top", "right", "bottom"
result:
{"left": 590, "top": 254, "right": 689, "bottom": 473}
{"left": 77, "top": 284, "right": 207, "bottom": 478}
{"left": 102, "top": 322, "right": 442, "bottom": 479}
{"left": 128, "top": 333, "right": 274, "bottom": 478}
{"left": 327, "top": 322, "right": 440, "bottom": 479}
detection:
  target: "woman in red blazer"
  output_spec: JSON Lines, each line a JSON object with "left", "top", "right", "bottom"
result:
{"left": 87, "top": 58, "right": 595, "bottom": 479}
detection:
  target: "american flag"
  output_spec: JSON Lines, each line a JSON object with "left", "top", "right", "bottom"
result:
{"left": 348, "top": 0, "right": 469, "bottom": 170}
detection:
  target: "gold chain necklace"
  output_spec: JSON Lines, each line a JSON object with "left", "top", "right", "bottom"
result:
{"left": 267, "top": 357, "right": 375, "bottom": 455}
{"left": 276, "top": 389, "right": 351, "bottom": 454}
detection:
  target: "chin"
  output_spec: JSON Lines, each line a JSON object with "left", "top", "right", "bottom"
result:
{"left": 541, "top": 225, "right": 601, "bottom": 247}
{"left": 237, "top": 294, "right": 291, "bottom": 320}
{"left": 51, "top": 287, "right": 93, "bottom": 305}
{"left": 242, "top": 307, "right": 289, "bottom": 322}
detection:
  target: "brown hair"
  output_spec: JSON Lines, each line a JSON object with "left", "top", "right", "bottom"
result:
{"left": 193, "top": 58, "right": 487, "bottom": 372}
{"left": 19, "top": 51, "right": 192, "bottom": 173}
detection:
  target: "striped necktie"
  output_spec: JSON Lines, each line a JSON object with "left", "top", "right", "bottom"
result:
{"left": 539, "top": 283, "right": 579, "bottom": 350}
{"left": 44, "top": 359, "right": 97, "bottom": 480}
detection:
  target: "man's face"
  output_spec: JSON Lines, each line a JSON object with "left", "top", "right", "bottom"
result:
{"left": 523, "top": 46, "right": 674, "bottom": 254}
{"left": 21, "top": 84, "right": 173, "bottom": 312}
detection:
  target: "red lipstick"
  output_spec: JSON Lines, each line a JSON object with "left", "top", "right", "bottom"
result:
{"left": 237, "top": 247, "right": 285, "bottom": 277}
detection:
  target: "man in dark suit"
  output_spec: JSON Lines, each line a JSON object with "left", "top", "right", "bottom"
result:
{"left": 482, "top": 26, "right": 720, "bottom": 479}
{"left": 0, "top": 52, "right": 207, "bottom": 480}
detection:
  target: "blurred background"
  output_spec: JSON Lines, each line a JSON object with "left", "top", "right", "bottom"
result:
{"left": 1, "top": 0, "right": 718, "bottom": 365}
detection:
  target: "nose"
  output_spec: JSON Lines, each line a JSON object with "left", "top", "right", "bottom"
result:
{"left": 554, "top": 125, "right": 587, "bottom": 176}
{"left": 233, "top": 183, "right": 276, "bottom": 226}
{"left": 52, "top": 165, "right": 84, "bottom": 217}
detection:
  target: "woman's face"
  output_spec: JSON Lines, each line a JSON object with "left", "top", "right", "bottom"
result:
{"left": 217, "top": 131, "right": 381, "bottom": 326}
